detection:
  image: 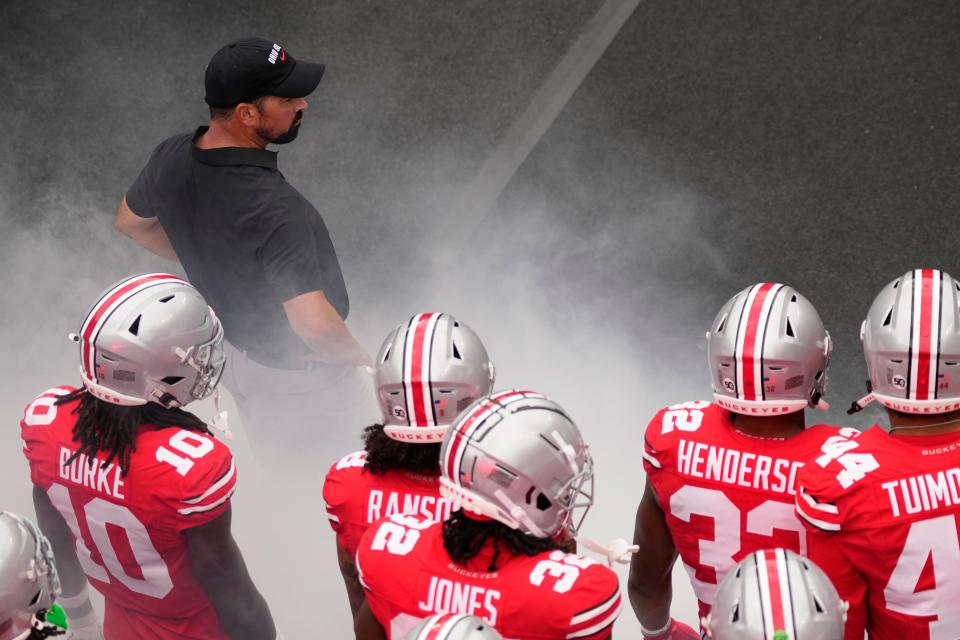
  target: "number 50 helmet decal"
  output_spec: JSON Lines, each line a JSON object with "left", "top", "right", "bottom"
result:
{"left": 707, "top": 283, "right": 831, "bottom": 415}
{"left": 439, "top": 390, "right": 594, "bottom": 539}
{"left": 850, "top": 269, "right": 960, "bottom": 415}
{"left": 74, "top": 273, "right": 225, "bottom": 408}
{"left": 376, "top": 313, "right": 495, "bottom": 442}
{"left": 704, "top": 548, "right": 846, "bottom": 640}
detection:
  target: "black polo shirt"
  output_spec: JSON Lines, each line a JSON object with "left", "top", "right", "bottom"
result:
{"left": 125, "top": 127, "right": 349, "bottom": 368}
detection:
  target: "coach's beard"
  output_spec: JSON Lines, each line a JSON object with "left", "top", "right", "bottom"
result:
{"left": 262, "top": 112, "right": 303, "bottom": 145}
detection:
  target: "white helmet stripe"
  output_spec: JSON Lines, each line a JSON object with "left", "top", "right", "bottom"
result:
{"left": 445, "top": 390, "right": 541, "bottom": 488}
{"left": 909, "top": 269, "right": 941, "bottom": 401}
{"left": 79, "top": 273, "right": 187, "bottom": 382}
{"left": 734, "top": 283, "right": 784, "bottom": 401}
{"left": 403, "top": 312, "right": 441, "bottom": 426}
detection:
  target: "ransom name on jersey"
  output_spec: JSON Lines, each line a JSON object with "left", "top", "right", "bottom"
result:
{"left": 367, "top": 490, "right": 454, "bottom": 524}
{"left": 417, "top": 576, "right": 501, "bottom": 624}
{"left": 59, "top": 446, "right": 126, "bottom": 500}
{"left": 677, "top": 439, "right": 802, "bottom": 495}
{"left": 882, "top": 467, "right": 960, "bottom": 518}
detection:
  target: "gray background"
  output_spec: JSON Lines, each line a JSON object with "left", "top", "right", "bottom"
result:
{"left": 1, "top": 0, "right": 958, "bottom": 636}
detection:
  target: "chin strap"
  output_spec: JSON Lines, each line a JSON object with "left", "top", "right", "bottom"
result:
{"left": 208, "top": 388, "right": 232, "bottom": 440}
{"left": 847, "top": 393, "right": 875, "bottom": 415}
{"left": 576, "top": 535, "right": 639, "bottom": 567}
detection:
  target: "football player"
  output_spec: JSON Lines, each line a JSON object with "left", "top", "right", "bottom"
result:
{"left": 21, "top": 274, "right": 277, "bottom": 640}
{"left": 703, "top": 548, "right": 846, "bottom": 639}
{"left": 796, "top": 268, "right": 960, "bottom": 639}
{"left": 0, "top": 512, "right": 68, "bottom": 640}
{"left": 629, "top": 283, "right": 842, "bottom": 640}
{"left": 403, "top": 613, "right": 503, "bottom": 640}
{"left": 323, "top": 313, "right": 494, "bottom": 616}
{"left": 354, "top": 390, "right": 622, "bottom": 640}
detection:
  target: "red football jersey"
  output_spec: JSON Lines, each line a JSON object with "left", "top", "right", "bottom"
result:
{"left": 356, "top": 514, "right": 621, "bottom": 640}
{"left": 642, "top": 400, "right": 844, "bottom": 622}
{"left": 20, "top": 387, "right": 237, "bottom": 640}
{"left": 322, "top": 450, "right": 455, "bottom": 558}
{"left": 796, "top": 425, "right": 960, "bottom": 640}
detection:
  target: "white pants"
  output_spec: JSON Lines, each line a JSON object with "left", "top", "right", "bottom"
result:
{"left": 220, "top": 340, "right": 379, "bottom": 470}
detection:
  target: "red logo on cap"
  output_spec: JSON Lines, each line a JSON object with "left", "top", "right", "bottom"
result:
{"left": 280, "top": 50, "right": 286, "bottom": 61}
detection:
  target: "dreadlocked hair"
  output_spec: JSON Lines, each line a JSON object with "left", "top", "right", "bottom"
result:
{"left": 56, "top": 388, "right": 210, "bottom": 477}
{"left": 362, "top": 424, "right": 442, "bottom": 476}
{"left": 442, "top": 511, "right": 564, "bottom": 572}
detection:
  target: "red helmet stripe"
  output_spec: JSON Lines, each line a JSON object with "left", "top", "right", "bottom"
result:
{"left": 756, "top": 549, "right": 795, "bottom": 639}
{"left": 911, "top": 269, "right": 940, "bottom": 400}
{"left": 422, "top": 614, "right": 464, "bottom": 640}
{"left": 444, "top": 390, "right": 541, "bottom": 486}
{"left": 403, "top": 313, "right": 440, "bottom": 427}
{"left": 735, "top": 283, "right": 783, "bottom": 401}
{"left": 79, "top": 274, "right": 186, "bottom": 382}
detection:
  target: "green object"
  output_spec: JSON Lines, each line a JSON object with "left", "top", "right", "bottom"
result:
{"left": 772, "top": 631, "right": 789, "bottom": 640}
{"left": 45, "top": 604, "right": 68, "bottom": 630}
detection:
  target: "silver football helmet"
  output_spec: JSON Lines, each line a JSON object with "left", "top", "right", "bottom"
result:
{"left": 704, "top": 548, "right": 846, "bottom": 640}
{"left": 74, "top": 273, "right": 225, "bottom": 408}
{"left": 439, "top": 390, "right": 594, "bottom": 538}
{"left": 851, "top": 269, "right": 960, "bottom": 415}
{"left": 404, "top": 614, "right": 503, "bottom": 640}
{"left": 707, "top": 283, "right": 831, "bottom": 415}
{"left": 0, "top": 513, "right": 60, "bottom": 637}
{"left": 376, "top": 313, "right": 495, "bottom": 442}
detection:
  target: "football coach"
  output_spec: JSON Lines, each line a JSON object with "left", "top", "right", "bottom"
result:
{"left": 116, "top": 37, "right": 376, "bottom": 464}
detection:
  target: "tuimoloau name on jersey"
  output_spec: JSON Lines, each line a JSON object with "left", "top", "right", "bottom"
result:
{"left": 675, "top": 439, "right": 803, "bottom": 495}
{"left": 881, "top": 467, "right": 960, "bottom": 518}
{"left": 417, "top": 576, "right": 501, "bottom": 624}
{"left": 58, "top": 446, "right": 125, "bottom": 500}
{"left": 366, "top": 489, "right": 454, "bottom": 524}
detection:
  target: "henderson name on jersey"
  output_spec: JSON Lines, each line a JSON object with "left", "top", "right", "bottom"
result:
{"left": 20, "top": 386, "right": 237, "bottom": 640}
{"left": 796, "top": 425, "right": 960, "bottom": 640}
{"left": 355, "top": 514, "right": 621, "bottom": 640}
{"left": 323, "top": 450, "right": 455, "bottom": 557}
{"left": 642, "top": 400, "right": 845, "bottom": 621}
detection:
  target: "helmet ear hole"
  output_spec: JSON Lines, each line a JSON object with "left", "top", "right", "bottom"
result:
{"left": 730, "top": 602, "right": 740, "bottom": 623}
{"left": 29, "top": 590, "right": 40, "bottom": 606}
{"left": 453, "top": 343, "right": 462, "bottom": 360}
{"left": 785, "top": 318, "right": 795, "bottom": 338}
{"left": 382, "top": 345, "right": 392, "bottom": 362}
{"left": 128, "top": 315, "right": 142, "bottom": 336}
{"left": 161, "top": 376, "right": 184, "bottom": 386}
{"left": 535, "top": 493, "right": 552, "bottom": 511}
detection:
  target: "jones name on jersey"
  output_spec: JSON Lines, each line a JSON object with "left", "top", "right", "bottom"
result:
{"left": 356, "top": 514, "right": 621, "bottom": 640}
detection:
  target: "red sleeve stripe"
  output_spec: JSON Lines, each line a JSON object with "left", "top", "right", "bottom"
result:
{"left": 798, "top": 486, "right": 839, "bottom": 515}
{"left": 567, "top": 591, "right": 621, "bottom": 639}
{"left": 795, "top": 502, "right": 841, "bottom": 532}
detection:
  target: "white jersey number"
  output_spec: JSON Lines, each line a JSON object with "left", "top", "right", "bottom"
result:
{"left": 884, "top": 514, "right": 960, "bottom": 639}
{"left": 47, "top": 483, "right": 173, "bottom": 598}
{"left": 371, "top": 514, "right": 435, "bottom": 556}
{"left": 670, "top": 485, "right": 805, "bottom": 604}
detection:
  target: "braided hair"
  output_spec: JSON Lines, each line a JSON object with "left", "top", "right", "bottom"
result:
{"left": 362, "top": 424, "right": 442, "bottom": 476}
{"left": 56, "top": 388, "right": 210, "bottom": 476}
{"left": 442, "top": 511, "right": 564, "bottom": 572}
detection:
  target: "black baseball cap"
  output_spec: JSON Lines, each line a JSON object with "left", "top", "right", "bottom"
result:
{"left": 204, "top": 37, "right": 325, "bottom": 108}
